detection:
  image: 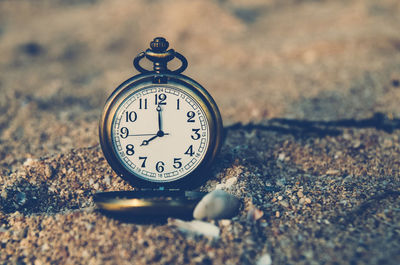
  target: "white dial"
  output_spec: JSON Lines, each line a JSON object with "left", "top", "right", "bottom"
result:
{"left": 112, "top": 85, "right": 210, "bottom": 182}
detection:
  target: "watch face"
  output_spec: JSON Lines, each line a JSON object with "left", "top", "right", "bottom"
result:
{"left": 111, "top": 85, "right": 210, "bottom": 182}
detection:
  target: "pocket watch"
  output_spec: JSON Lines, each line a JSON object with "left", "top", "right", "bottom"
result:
{"left": 95, "top": 37, "right": 223, "bottom": 218}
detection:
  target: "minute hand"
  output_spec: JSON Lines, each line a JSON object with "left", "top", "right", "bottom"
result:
{"left": 157, "top": 106, "right": 162, "bottom": 132}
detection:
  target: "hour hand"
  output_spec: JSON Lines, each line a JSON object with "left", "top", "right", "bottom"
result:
{"left": 141, "top": 134, "right": 158, "bottom": 146}
{"left": 140, "top": 131, "right": 169, "bottom": 146}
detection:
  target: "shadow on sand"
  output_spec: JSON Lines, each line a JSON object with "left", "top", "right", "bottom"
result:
{"left": 225, "top": 112, "right": 400, "bottom": 138}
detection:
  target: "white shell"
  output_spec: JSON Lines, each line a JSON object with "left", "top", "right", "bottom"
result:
{"left": 257, "top": 254, "right": 272, "bottom": 265}
{"left": 193, "top": 190, "right": 240, "bottom": 220}
{"left": 168, "top": 219, "right": 220, "bottom": 238}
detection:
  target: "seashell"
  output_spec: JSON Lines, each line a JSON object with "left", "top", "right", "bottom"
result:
{"left": 168, "top": 219, "right": 220, "bottom": 238}
{"left": 193, "top": 190, "right": 240, "bottom": 220}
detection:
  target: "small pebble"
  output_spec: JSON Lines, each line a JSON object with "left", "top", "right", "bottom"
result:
{"left": 16, "top": 192, "right": 27, "bottom": 206}
{"left": 103, "top": 175, "right": 111, "bottom": 186}
{"left": 193, "top": 190, "right": 240, "bottom": 220}
{"left": 279, "top": 200, "right": 289, "bottom": 208}
{"left": 34, "top": 259, "right": 44, "bottom": 265}
{"left": 257, "top": 253, "right": 272, "bottom": 265}
{"left": 297, "top": 190, "right": 304, "bottom": 198}
{"left": 41, "top": 243, "right": 50, "bottom": 252}
{"left": 247, "top": 207, "right": 264, "bottom": 222}
{"left": 23, "top": 158, "right": 38, "bottom": 167}
{"left": 1, "top": 190, "right": 7, "bottom": 199}
{"left": 326, "top": 169, "right": 339, "bottom": 175}
{"left": 219, "top": 219, "right": 231, "bottom": 226}
{"left": 44, "top": 164, "right": 53, "bottom": 179}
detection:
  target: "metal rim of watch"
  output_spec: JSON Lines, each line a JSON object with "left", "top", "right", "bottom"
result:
{"left": 99, "top": 72, "right": 223, "bottom": 189}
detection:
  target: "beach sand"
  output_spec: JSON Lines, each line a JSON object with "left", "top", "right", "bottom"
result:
{"left": 1, "top": 0, "right": 399, "bottom": 264}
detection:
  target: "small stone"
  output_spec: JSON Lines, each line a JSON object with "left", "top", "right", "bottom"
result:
{"left": 265, "top": 185, "right": 280, "bottom": 192}
{"left": 353, "top": 140, "right": 361, "bottom": 148}
{"left": 219, "top": 219, "right": 231, "bottom": 226}
{"left": 257, "top": 253, "right": 272, "bottom": 265}
{"left": 193, "top": 190, "right": 240, "bottom": 220}
{"left": 275, "top": 211, "right": 280, "bottom": 218}
{"left": 1, "top": 189, "right": 7, "bottom": 199}
{"left": 169, "top": 219, "right": 220, "bottom": 238}
{"left": 297, "top": 190, "right": 304, "bottom": 198}
{"left": 343, "top": 133, "right": 351, "bottom": 140}
{"left": 304, "top": 250, "right": 313, "bottom": 259}
{"left": 41, "top": 243, "right": 50, "bottom": 252}
{"left": 276, "top": 179, "right": 286, "bottom": 186}
{"left": 334, "top": 151, "right": 342, "bottom": 159}
{"left": 15, "top": 192, "right": 27, "bottom": 206}
{"left": 44, "top": 164, "right": 53, "bottom": 179}
{"left": 104, "top": 175, "right": 111, "bottom": 186}
{"left": 326, "top": 169, "right": 339, "bottom": 175}
{"left": 82, "top": 250, "right": 90, "bottom": 258}
{"left": 34, "top": 259, "right": 44, "bottom": 265}
{"left": 23, "top": 158, "right": 38, "bottom": 167}
{"left": 278, "top": 153, "right": 285, "bottom": 161}
{"left": 277, "top": 195, "right": 283, "bottom": 201}
{"left": 247, "top": 207, "right": 264, "bottom": 222}
{"left": 279, "top": 200, "right": 289, "bottom": 208}
{"left": 304, "top": 197, "right": 311, "bottom": 204}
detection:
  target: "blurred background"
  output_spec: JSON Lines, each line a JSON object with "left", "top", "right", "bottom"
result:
{"left": 0, "top": 0, "right": 399, "bottom": 168}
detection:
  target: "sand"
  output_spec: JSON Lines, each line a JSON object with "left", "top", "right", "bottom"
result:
{"left": 0, "top": 0, "right": 399, "bottom": 264}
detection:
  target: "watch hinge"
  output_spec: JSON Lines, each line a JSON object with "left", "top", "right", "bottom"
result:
{"left": 152, "top": 75, "right": 168, "bottom": 84}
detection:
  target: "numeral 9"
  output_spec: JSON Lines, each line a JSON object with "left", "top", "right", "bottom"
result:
{"left": 120, "top": 127, "right": 129, "bottom": 138}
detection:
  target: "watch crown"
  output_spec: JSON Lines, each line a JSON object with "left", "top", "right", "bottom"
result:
{"left": 133, "top": 37, "right": 187, "bottom": 74}
{"left": 150, "top": 37, "right": 169, "bottom": 52}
